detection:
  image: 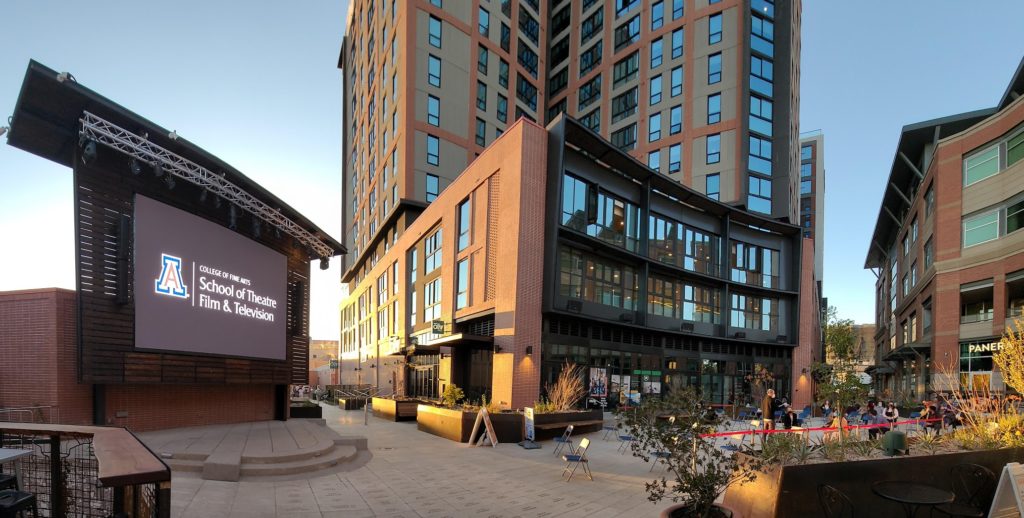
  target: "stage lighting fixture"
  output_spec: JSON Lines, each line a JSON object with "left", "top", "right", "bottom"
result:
{"left": 229, "top": 205, "right": 238, "bottom": 230}
{"left": 164, "top": 175, "right": 175, "bottom": 190}
{"left": 320, "top": 257, "right": 330, "bottom": 270}
{"left": 153, "top": 162, "right": 164, "bottom": 178}
{"left": 81, "top": 140, "right": 97, "bottom": 165}
{"left": 214, "top": 196, "right": 222, "bottom": 209}
{"left": 274, "top": 227, "right": 282, "bottom": 239}
{"left": 252, "top": 218, "right": 261, "bottom": 239}
{"left": 129, "top": 158, "right": 142, "bottom": 175}
{"left": 199, "top": 189, "right": 209, "bottom": 203}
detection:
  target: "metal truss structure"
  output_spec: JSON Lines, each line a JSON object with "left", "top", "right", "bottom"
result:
{"left": 78, "top": 111, "right": 335, "bottom": 259}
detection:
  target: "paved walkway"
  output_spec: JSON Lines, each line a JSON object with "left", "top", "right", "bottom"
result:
{"left": 168, "top": 404, "right": 665, "bottom": 517}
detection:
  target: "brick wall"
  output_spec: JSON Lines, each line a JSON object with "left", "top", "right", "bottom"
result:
{"left": 102, "top": 383, "right": 275, "bottom": 432}
{"left": 792, "top": 239, "right": 817, "bottom": 410}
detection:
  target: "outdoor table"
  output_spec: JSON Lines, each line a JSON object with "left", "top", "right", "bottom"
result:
{"left": 871, "top": 480, "right": 954, "bottom": 518}
{"left": 0, "top": 448, "right": 33, "bottom": 490}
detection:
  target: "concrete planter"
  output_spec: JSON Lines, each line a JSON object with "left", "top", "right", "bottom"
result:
{"left": 288, "top": 403, "right": 323, "bottom": 419}
{"left": 723, "top": 447, "right": 1024, "bottom": 517}
{"left": 337, "top": 398, "right": 366, "bottom": 410}
{"left": 372, "top": 397, "right": 421, "bottom": 421}
{"left": 532, "top": 409, "right": 605, "bottom": 440}
{"left": 416, "top": 405, "right": 524, "bottom": 443}
{"left": 659, "top": 502, "right": 735, "bottom": 518}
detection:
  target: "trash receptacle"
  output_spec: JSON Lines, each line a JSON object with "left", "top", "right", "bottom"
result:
{"left": 882, "top": 430, "right": 908, "bottom": 456}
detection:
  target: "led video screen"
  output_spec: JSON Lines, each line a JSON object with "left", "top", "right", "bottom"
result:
{"left": 133, "top": 195, "right": 287, "bottom": 360}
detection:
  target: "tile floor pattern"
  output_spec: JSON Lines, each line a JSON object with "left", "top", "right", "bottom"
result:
{"left": 168, "top": 404, "right": 669, "bottom": 517}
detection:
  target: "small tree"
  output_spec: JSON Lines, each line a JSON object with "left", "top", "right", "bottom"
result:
{"left": 441, "top": 384, "right": 464, "bottom": 409}
{"left": 812, "top": 307, "right": 867, "bottom": 438}
{"left": 546, "top": 362, "right": 587, "bottom": 412}
{"left": 995, "top": 318, "right": 1024, "bottom": 394}
{"left": 620, "top": 386, "right": 759, "bottom": 517}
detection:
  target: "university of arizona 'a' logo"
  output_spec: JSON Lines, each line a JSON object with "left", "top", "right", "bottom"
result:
{"left": 155, "top": 253, "right": 188, "bottom": 298}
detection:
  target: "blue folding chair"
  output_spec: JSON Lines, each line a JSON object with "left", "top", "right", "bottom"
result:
{"left": 552, "top": 424, "right": 575, "bottom": 456}
{"left": 561, "top": 438, "right": 593, "bottom": 481}
{"left": 617, "top": 432, "right": 634, "bottom": 454}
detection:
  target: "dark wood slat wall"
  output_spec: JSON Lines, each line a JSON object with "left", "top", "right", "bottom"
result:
{"left": 74, "top": 144, "right": 311, "bottom": 386}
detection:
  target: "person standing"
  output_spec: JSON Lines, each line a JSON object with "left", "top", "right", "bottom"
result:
{"left": 762, "top": 389, "right": 778, "bottom": 430}
{"left": 883, "top": 402, "right": 899, "bottom": 430}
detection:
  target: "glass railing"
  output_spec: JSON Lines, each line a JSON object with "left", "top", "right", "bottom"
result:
{"left": 960, "top": 312, "right": 994, "bottom": 324}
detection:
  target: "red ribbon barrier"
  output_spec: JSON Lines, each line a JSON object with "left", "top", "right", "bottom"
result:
{"left": 697, "top": 417, "right": 943, "bottom": 439}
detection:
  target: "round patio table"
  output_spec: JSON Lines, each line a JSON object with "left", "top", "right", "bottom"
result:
{"left": 871, "top": 480, "right": 954, "bottom": 518}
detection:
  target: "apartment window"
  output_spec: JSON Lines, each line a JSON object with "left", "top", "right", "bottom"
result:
{"left": 750, "top": 55, "right": 774, "bottom": 95}
{"left": 707, "top": 134, "right": 721, "bottom": 164}
{"left": 651, "top": 1, "right": 664, "bottom": 29}
{"left": 519, "top": 5, "right": 540, "bottom": 44}
{"left": 672, "top": 0, "right": 684, "bottom": 18}
{"left": 613, "top": 51, "right": 640, "bottom": 88}
{"left": 651, "top": 39, "right": 663, "bottom": 69}
{"left": 456, "top": 198, "right": 472, "bottom": 252}
{"left": 669, "top": 144, "right": 681, "bottom": 173}
{"left": 428, "top": 55, "right": 441, "bottom": 87}
{"left": 706, "top": 174, "right": 720, "bottom": 201}
{"left": 377, "top": 271, "right": 389, "bottom": 304}
{"left": 518, "top": 40, "right": 538, "bottom": 78}
{"left": 427, "top": 95, "right": 440, "bottom": 126}
{"left": 551, "top": 37, "right": 570, "bottom": 67}
{"left": 611, "top": 88, "right": 638, "bottom": 123}
{"left": 456, "top": 259, "right": 470, "bottom": 309}
{"left": 498, "top": 59, "right": 509, "bottom": 88}
{"left": 1011, "top": 130, "right": 1024, "bottom": 167}
{"left": 561, "top": 174, "right": 588, "bottom": 229}
{"left": 476, "top": 81, "right": 487, "bottom": 110}
{"left": 911, "top": 217, "right": 919, "bottom": 242}
{"left": 475, "top": 118, "right": 486, "bottom": 147}
{"left": 478, "top": 45, "right": 489, "bottom": 74}
{"left": 1008, "top": 199, "right": 1024, "bottom": 234}
{"left": 581, "top": 7, "right": 604, "bottom": 45}
{"left": 925, "top": 183, "right": 935, "bottom": 217}
{"left": 709, "top": 53, "right": 722, "bottom": 84}
{"left": 429, "top": 0, "right": 441, "bottom": 6}
{"left": 670, "top": 105, "right": 682, "bottom": 134}
{"left": 428, "top": 16, "right": 442, "bottom": 48}
{"left": 614, "top": 15, "right": 641, "bottom": 51}
{"left": 801, "top": 163, "right": 811, "bottom": 177}
{"left": 580, "top": 42, "right": 603, "bottom": 77}
{"left": 910, "top": 261, "right": 918, "bottom": 288}
{"left": 671, "top": 66, "right": 683, "bottom": 97}
{"left": 709, "top": 13, "right": 723, "bottom": 44}
{"left": 964, "top": 145, "right": 1000, "bottom": 186}
{"left": 611, "top": 124, "right": 637, "bottom": 151}
{"left": 615, "top": 0, "right": 640, "bottom": 18}
{"left": 749, "top": 95, "right": 773, "bottom": 136}
{"left": 500, "top": 23, "right": 511, "bottom": 52}
{"left": 478, "top": 7, "right": 490, "bottom": 37}
{"left": 579, "top": 75, "right": 602, "bottom": 111}
{"left": 424, "top": 278, "right": 442, "bottom": 322}
{"left": 580, "top": 108, "right": 601, "bottom": 132}
{"left": 748, "top": 176, "right": 772, "bottom": 214}
{"left": 671, "top": 28, "right": 684, "bottom": 58}
{"left": 648, "top": 113, "right": 662, "bottom": 142}
{"left": 730, "top": 293, "right": 778, "bottom": 331}
{"left": 516, "top": 76, "right": 538, "bottom": 110}
{"left": 708, "top": 94, "right": 721, "bottom": 124}
{"left": 426, "top": 136, "right": 440, "bottom": 166}
{"left": 552, "top": 5, "right": 571, "bottom": 34}
{"left": 683, "top": 284, "right": 720, "bottom": 323}
{"left": 800, "top": 180, "right": 811, "bottom": 194}
{"left": 558, "top": 247, "right": 638, "bottom": 310}
{"left": 648, "top": 275, "right": 678, "bottom": 317}
{"left": 924, "top": 238, "right": 934, "bottom": 269}
{"left": 749, "top": 135, "right": 772, "bottom": 175}
{"left": 801, "top": 144, "right": 812, "bottom": 161}
{"left": 497, "top": 94, "right": 508, "bottom": 123}
{"left": 730, "top": 241, "right": 780, "bottom": 288}
{"left": 649, "top": 75, "right": 662, "bottom": 105}
{"left": 425, "top": 229, "right": 443, "bottom": 272}
{"left": 648, "top": 150, "right": 661, "bottom": 171}
{"left": 751, "top": 14, "right": 774, "bottom": 56}
{"left": 963, "top": 211, "right": 999, "bottom": 247}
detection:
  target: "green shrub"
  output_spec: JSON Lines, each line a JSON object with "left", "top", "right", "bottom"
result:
{"left": 441, "top": 384, "right": 464, "bottom": 409}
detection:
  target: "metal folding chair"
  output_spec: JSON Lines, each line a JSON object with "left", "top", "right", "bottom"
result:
{"left": 552, "top": 424, "right": 575, "bottom": 456}
{"left": 616, "top": 432, "right": 634, "bottom": 454}
{"left": 561, "top": 438, "right": 593, "bottom": 481}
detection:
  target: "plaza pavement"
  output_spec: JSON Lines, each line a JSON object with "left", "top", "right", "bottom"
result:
{"left": 168, "top": 403, "right": 672, "bottom": 517}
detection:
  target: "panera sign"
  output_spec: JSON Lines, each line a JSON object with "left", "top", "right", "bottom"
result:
{"left": 967, "top": 341, "right": 1003, "bottom": 354}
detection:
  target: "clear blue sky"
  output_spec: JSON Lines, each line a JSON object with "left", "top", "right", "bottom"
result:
{"left": 1, "top": 0, "right": 1022, "bottom": 336}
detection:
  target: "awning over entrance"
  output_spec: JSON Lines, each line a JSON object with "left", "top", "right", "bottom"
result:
{"left": 865, "top": 364, "right": 895, "bottom": 375}
{"left": 882, "top": 340, "right": 931, "bottom": 362}
{"left": 406, "top": 333, "right": 494, "bottom": 354}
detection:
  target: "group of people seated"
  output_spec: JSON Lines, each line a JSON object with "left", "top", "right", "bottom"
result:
{"left": 819, "top": 398, "right": 968, "bottom": 439}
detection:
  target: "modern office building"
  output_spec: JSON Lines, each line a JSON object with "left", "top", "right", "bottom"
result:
{"left": 865, "top": 57, "right": 1024, "bottom": 398}
{"left": 338, "top": 0, "right": 809, "bottom": 406}
{"left": 799, "top": 132, "right": 824, "bottom": 282}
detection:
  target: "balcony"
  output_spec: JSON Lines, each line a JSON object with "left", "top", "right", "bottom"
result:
{"left": 0, "top": 422, "right": 170, "bottom": 518}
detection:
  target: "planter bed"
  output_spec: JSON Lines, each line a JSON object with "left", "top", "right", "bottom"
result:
{"left": 337, "top": 398, "right": 366, "bottom": 411}
{"left": 372, "top": 397, "right": 421, "bottom": 421}
{"left": 532, "top": 409, "right": 605, "bottom": 440}
{"left": 288, "top": 402, "right": 323, "bottom": 419}
{"left": 723, "top": 447, "right": 1024, "bottom": 517}
{"left": 416, "top": 405, "right": 524, "bottom": 443}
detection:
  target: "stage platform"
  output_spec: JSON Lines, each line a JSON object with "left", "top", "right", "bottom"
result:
{"left": 137, "top": 418, "right": 368, "bottom": 481}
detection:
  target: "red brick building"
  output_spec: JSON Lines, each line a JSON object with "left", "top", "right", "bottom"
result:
{"left": 866, "top": 57, "right": 1024, "bottom": 398}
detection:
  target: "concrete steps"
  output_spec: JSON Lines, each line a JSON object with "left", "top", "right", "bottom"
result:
{"left": 239, "top": 445, "right": 358, "bottom": 477}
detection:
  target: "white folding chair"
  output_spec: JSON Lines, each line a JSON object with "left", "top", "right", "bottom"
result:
{"left": 561, "top": 437, "right": 593, "bottom": 481}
